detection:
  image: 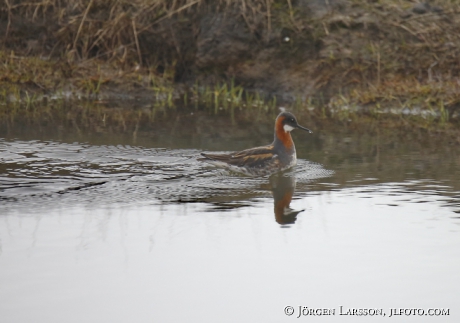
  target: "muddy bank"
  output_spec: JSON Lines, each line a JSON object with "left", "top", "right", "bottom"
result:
{"left": 1, "top": 0, "right": 460, "bottom": 118}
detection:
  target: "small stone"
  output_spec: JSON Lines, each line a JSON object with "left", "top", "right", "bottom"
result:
{"left": 412, "top": 3, "right": 430, "bottom": 15}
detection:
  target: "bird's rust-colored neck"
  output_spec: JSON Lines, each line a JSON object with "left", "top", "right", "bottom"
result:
{"left": 275, "top": 116, "right": 294, "bottom": 149}
{"left": 274, "top": 189, "right": 293, "bottom": 223}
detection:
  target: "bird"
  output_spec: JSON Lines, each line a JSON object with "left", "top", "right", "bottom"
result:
{"left": 199, "top": 111, "right": 312, "bottom": 176}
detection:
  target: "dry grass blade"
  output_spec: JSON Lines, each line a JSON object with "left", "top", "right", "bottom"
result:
{"left": 73, "top": 0, "right": 94, "bottom": 56}
{"left": 132, "top": 18, "right": 142, "bottom": 65}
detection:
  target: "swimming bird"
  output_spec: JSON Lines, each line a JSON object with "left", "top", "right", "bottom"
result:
{"left": 199, "top": 111, "right": 312, "bottom": 176}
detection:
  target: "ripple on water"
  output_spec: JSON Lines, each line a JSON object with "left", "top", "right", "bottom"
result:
{"left": 0, "top": 140, "right": 333, "bottom": 210}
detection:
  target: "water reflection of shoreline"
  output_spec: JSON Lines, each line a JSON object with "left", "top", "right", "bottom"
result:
{"left": 270, "top": 174, "right": 304, "bottom": 225}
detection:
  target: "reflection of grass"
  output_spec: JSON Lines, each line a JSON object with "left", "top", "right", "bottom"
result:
{"left": 189, "top": 80, "right": 277, "bottom": 112}
{"left": 2, "top": 100, "right": 459, "bottom": 160}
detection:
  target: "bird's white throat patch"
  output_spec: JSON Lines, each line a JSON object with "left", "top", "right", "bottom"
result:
{"left": 283, "top": 124, "right": 295, "bottom": 132}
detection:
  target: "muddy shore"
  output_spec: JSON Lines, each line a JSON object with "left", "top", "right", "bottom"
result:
{"left": 1, "top": 0, "right": 460, "bottom": 126}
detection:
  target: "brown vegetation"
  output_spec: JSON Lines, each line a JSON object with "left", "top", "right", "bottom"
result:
{"left": 1, "top": 0, "right": 460, "bottom": 120}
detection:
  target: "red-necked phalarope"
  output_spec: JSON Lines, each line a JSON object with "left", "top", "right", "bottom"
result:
{"left": 199, "top": 111, "right": 312, "bottom": 176}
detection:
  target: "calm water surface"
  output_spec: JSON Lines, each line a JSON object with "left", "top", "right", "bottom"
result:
{"left": 1, "top": 104, "right": 460, "bottom": 322}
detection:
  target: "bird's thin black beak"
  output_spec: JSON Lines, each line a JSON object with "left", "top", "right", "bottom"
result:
{"left": 296, "top": 124, "right": 313, "bottom": 134}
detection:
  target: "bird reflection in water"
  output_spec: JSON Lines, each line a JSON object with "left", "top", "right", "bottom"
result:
{"left": 269, "top": 173, "right": 304, "bottom": 225}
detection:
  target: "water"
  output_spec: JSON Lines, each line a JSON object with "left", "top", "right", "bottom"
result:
{"left": 1, "top": 104, "right": 460, "bottom": 322}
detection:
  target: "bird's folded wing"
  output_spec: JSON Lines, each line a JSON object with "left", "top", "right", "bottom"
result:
{"left": 202, "top": 145, "right": 278, "bottom": 168}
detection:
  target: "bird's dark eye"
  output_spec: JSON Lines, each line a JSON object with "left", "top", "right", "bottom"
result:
{"left": 290, "top": 118, "right": 295, "bottom": 122}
